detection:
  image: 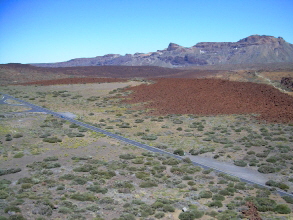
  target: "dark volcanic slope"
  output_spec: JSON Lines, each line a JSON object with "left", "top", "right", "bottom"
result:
{"left": 33, "top": 35, "right": 293, "bottom": 68}
{"left": 123, "top": 78, "right": 293, "bottom": 123}
{"left": 20, "top": 77, "right": 127, "bottom": 85}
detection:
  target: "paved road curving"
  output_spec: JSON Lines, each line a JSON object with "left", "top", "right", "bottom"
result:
{"left": 1, "top": 93, "right": 292, "bottom": 198}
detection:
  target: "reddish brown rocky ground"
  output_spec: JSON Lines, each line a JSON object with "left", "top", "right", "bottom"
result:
{"left": 123, "top": 78, "right": 293, "bottom": 123}
{"left": 19, "top": 77, "right": 127, "bottom": 85}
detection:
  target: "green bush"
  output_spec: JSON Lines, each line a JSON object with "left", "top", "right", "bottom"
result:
{"left": 136, "top": 172, "right": 150, "bottom": 180}
{"left": 139, "top": 181, "right": 158, "bottom": 188}
{"left": 141, "top": 134, "right": 157, "bottom": 140}
{"left": 199, "top": 190, "right": 212, "bottom": 198}
{"left": 43, "top": 137, "right": 62, "bottom": 143}
{"left": 162, "top": 204, "right": 175, "bottom": 212}
{"left": 99, "top": 197, "right": 114, "bottom": 204}
{"left": 86, "top": 185, "right": 108, "bottom": 194}
{"left": 254, "top": 197, "right": 276, "bottom": 212}
{"left": 274, "top": 204, "right": 291, "bottom": 214}
{"left": 154, "top": 212, "right": 165, "bottom": 218}
{"left": 70, "top": 192, "right": 96, "bottom": 201}
{"left": 13, "top": 152, "right": 24, "bottom": 158}
{"left": 234, "top": 160, "right": 247, "bottom": 167}
{"left": 59, "top": 174, "right": 76, "bottom": 180}
{"left": 179, "top": 210, "right": 204, "bottom": 219}
{"left": 173, "top": 149, "right": 184, "bottom": 156}
{"left": 0, "top": 168, "right": 21, "bottom": 176}
{"left": 282, "top": 196, "right": 293, "bottom": 204}
{"left": 43, "top": 156, "right": 58, "bottom": 161}
{"left": 132, "top": 158, "right": 144, "bottom": 164}
{"left": 212, "top": 194, "right": 225, "bottom": 201}
{"left": 258, "top": 165, "right": 276, "bottom": 174}
{"left": 266, "top": 180, "right": 289, "bottom": 190}
{"left": 119, "top": 154, "right": 136, "bottom": 160}
{"left": 208, "top": 200, "right": 223, "bottom": 208}
{"left": 73, "top": 164, "right": 94, "bottom": 172}
{"left": 163, "top": 158, "right": 180, "bottom": 165}
{"left": 13, "top": 133, "right": 23, "bottom": 138}
{"left": 21, "top": 183, "right": 32, "bottom": 189}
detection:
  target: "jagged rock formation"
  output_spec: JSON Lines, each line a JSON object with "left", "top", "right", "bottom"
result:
{"left": 33, "top": 35, "right": 293, "bottom": 68}
{"left": 281, "top": 77, "right": 293, "bottom": 91}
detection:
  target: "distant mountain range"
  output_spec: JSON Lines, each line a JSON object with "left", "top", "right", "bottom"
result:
{"left": 33, "top": 35, "right": 293, "bottom": 68}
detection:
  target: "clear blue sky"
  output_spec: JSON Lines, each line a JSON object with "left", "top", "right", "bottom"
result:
{"left": 1, "top": 0, "right": 293, "bottom": 64}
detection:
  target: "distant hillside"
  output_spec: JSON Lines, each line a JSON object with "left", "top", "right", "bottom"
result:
{"left": 33, "top": 35, "right": 293, "bottom": 68}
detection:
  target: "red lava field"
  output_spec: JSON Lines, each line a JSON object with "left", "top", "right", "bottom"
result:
{"left": 20, "top": 77, "right": 127, "bottom": 85}
{"left": 123, "top": 78, "right": 293, "bottom": 123}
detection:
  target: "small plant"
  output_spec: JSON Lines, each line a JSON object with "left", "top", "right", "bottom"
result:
{"left": 43, "top": 137, "right": 62, "bottom": 143}
{"left": 13, "top": 133, "right": 23, "bottom": 138}
{"left": 258, "top": 165, "right": 276, "bottom": 174}
{"left": 274, "top": 204, "right": 291, "bottom": 214}
{"left": 234, "top": 160, "right": 247, "bottom": 167}
{"left": 139, "top": 181, "right": 158, "bottom": 188}
{"left": 173, "top": 149, "right": 184, "bottom": 156}
{"left": 13, "top": 152, "right": 24, "bottom": 158}
{"left": 70, "top": 192, "right": 96, "bottom": 201}
{"left": 119, "top": 154, "right": 136, "bottom": 160}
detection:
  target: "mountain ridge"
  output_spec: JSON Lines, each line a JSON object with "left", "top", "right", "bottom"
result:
{"left": 32, "top": 35, "right": 293, "bottom": 68}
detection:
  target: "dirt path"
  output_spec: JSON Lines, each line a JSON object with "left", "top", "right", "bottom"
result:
{"left": 188, "top": 155, "right": 271, "bottom": 185}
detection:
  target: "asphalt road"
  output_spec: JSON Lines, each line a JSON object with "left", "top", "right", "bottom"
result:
{"left": 1, "top": 93, "right": 292, "bottom": 198}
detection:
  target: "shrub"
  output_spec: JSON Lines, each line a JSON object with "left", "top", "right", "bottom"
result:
{"left": 281, "top": 196, "right": 293, "bottom": 206}
{"left": 173, "top": 119, "right": 183, "bottom": 124}
{"left": 179, "top": 210, "right": 204, "bottom": 220}
{"left": 70, "top": 192, "right": 96, "bottom": 201}
{"left": 73, "top": 164, "right": 94, "bottom": 172}
{"left": 13, "top": 152, "right": 24, "bottom": 158}
{"left": 163, "top": 204, "right": 175, "bottom": 212}
{"left": 136, "top": 172, "right": 150, "bottom": 180}
{"left": 119, "top": 154, "right": 136, "bottom": 160}
{"left": 199, "top": 190, "right": 212, "bottom": 198}
{"left": 72, "top": 177, "right": 87, "bottom": 185}
{"left": 141, "top": 135, "right": 157, "bottom": 140}
{"left": 182, "top": 157, "right": 192, "bottom": 163}
{"left": 258, "top": 165, "right": 276, "bottom": 174}
{"left": 13, "top": 133, "right": 23, "bottom": 138}
{"left": 87, "top": 185, "right": 108, "bottom": 194}
{"left": 132, "top": 158, "right": 144, "bottom": 164}
{"left": 0, "top": 168, "right": 21, "bottom": 176}
{"left": 183, "top": 175, "right": 193, "bottom": 180}
{"left": 212, "top": 194, "right": 225, "bottom": 201}
{"left": 255, "top": 197, "right": 276, "bottom": 212}
{"left": 43, "top": 156, "right": 58, "bottom": 161}
{"left": 216, "top": 210, "right": 237, "bottom": 220}
{"left": 59, "top": 174, "right": 76, "bottom": 180}
{"left": 99, "top": 197, "right": 114, "bottom": 204}
{"left": 43, "top": 137, "right": 62, "bottom": 143}
{"left": 4, "top": 206, "right": 21, "bottom": 213}
{"left": 274, "top": 204, "right": 291, "bottom": 214}
{"left": 173, "top": 149, "right": 184, "bottom": 156}
{"left": 208, "top": 200, "right": 223, "bottom": 208}
{"left": 154, "top": 212, "right": 165, "bottom": 218}
{"left": 139, "top": 181, "right": 158, "bottom": 188}
{"left": 247, "top": 151, "right": 255, "bottom": 155}
{"left": 234, "top": 160, "right": 247, "bottom": 167}
{"left": 163, "top": 158, "right": 180, "bottom": 165}
{"left": 21, "top": 183, "right": 32, "bottom": 189}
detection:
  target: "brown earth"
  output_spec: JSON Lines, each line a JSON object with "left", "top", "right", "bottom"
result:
{"left": 122, "top": 78, "right": 293, "bottom": 123}
{"left": 19, "top": 77, "right": 127, "bottom": 85}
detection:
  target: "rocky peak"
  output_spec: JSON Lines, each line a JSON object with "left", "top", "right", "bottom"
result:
{"left": 167, "top": 43, "right": 182, "bottom": 51}
{"left": 237, "top": 35, "right": 285, "bottom": 45}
